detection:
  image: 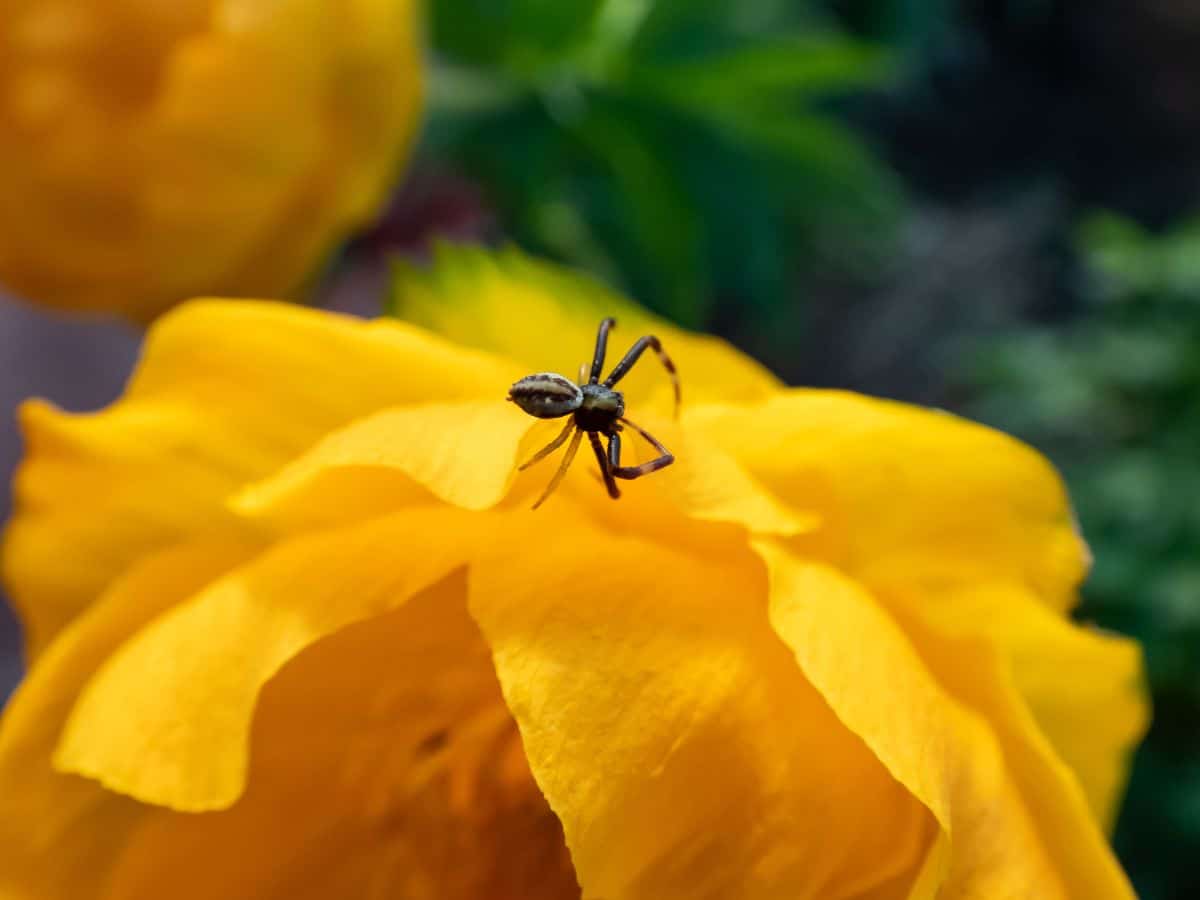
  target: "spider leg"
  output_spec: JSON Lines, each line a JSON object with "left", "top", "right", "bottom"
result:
{"left": 603, "top": 335, "right": 681, "bottom": 419}
{"left": 517, "top": 418, "right": 575, "bottom": 471}
{"left": 587, "top": 430, "right": 621, "bottom": 499}
{"left": 589, "top": 317, "right": 617, "bottom": 384}
{"left": 578, "top": 362, "right": 589, "bottom": 385}
{"left": 608, "top": 418, "right": 674, "bottom": 479}
{"left": 531, "top": 425, "right": 584, "bottom": 509}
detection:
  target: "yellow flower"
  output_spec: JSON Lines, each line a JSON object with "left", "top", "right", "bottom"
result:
{"left": 0, "top": 246, "right": 1147, "bottom": 899}
{"left": 0, "top": 0, "right": 422, "bottom": 320}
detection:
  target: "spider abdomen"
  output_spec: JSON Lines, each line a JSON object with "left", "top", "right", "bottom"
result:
{"left": 508, "top": 373, "right": 583, "bottom": 418}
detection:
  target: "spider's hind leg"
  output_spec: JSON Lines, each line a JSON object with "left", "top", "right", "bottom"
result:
{"left": 518, "top": 418, "right": 576, "bottom": 471}
{"left": 531, "top": 426, "right": 584, "bottom": 509}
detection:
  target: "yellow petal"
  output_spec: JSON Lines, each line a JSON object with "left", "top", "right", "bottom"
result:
{"left": 896, "top": 604, "right": 1140, "bottom": 899}
{"left": 0, "top": 539, "right": 253, "bottom": 900}
{"left": 690, "top": 390, "right": 1088, "bottom": 611}
{"left": 3, "top": 299, "right": 513, "bottom": 655}
{"left": 4, "top": 559, "right": 576, "bottom": 899}
{"left": 232, "top": 402, "right": 538, "bottom": 527}
{"left": 53, "top": 508, "right": 498, "bottom": 811}
{"left": 754, "top": 541, "right": 1136, "bottom": 899}
{"left": 392, "top": 243, "right": 782, "bottom": 410}
{"left": 882, "top": 580, "right": 1148, "bottom": 833}
{"left": 468, "top": 514, "right": 932, "bottom": 900}
{"left": 101, "top": 575, "right": 578, "bottom": 900}
{"left": 234, "top": 404, "right": 811, "bottom": 539}
{"left": 3, "top": 399, "right": 260, "bottom": 658}
{"left": 905, "top": 831, "right": 951, "bottom": 900}
{"left": 595, "top": 414, "right": 815, "bottom": 538}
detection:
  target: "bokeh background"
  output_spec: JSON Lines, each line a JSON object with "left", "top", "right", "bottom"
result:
{"left": 2, "top": 1, "right": 1198, "bottom": 896}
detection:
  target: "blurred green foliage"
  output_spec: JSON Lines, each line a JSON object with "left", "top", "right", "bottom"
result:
{"left": 424, "top": 0, "right": 902, "bottom": 327}
{"left": 965, "top": 213, "right": 1200, "bottom": 900}
{"left": 828, "top": 0, "right": 954, "bottom": 47}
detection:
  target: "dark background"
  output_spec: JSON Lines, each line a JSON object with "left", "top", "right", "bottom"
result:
{"left": 3, "top": 1, "right": 1198, "bottom": 895}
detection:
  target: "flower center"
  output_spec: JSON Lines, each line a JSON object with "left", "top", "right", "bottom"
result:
{"left": 365, "top": 702, "right": 580, "bottom": 900}
{"left": 258, "top": 572, "right": 583, "bottom": 900}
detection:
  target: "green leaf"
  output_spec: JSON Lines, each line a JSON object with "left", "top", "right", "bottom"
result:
{"left": 721, "top": 114, "right": 902, "bottom": 224}
{"left": 1077, "top": 211, "right": 1200, "bottom": 301}
{"left": 630, "top": 0, "right": 818, "bottom": 60}
{"left": 427, "top": 61, "right": 525, "bottom": 118}
{"left": 426, "top": 0, "right": 904, "bottom": 333}
{"left": 567, "top": 99, "right": 707, "bottom": 324}
{"left": 431, "top": 0, "right": 609, "bottom": 75}
{"left": 627, "top": 34, "right": 892, "bottom": 105}
{"left": 430, "top": 0, "right": 518, "bottom": 68}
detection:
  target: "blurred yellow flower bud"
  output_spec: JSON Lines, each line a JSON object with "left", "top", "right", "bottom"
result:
{"left": 0, "top": 0, "right": 423, "bottom": 319}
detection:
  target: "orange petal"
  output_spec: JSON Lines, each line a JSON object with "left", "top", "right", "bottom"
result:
{"left": 234, "top": 404, "right": 811, "bottom": 539}
{"left": 468, "top": 514, "right": 933, "bottom": 900}
{"left": 3, "top": 299, "right": 513, "bottom": 655}
{"left": 101, "top": 575, "right": 578, "bottom": 900}
{"left": 0, "top": 539, "right": 253, "bottom": 900}
{"left": 881, "top": 579, "right": 1148, "bottom": 834}
{"left": 689, "top": 390, "right": 1088, "bottom": 612}
{"left": 754, "top": 541, "right": 1136, "bottom": 899}
{"left": 53, "top": 508, "right": 499, "bottom": 811}
{"left": 232, "top": 402, "right": 538, "bottom": 528}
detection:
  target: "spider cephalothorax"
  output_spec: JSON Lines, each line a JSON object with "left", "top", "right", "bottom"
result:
{"left": 507, "top": 317, "right": 680, "bottom": 508}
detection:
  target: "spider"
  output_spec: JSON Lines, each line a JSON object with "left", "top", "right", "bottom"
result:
{"left": 507, "top": 317, "right": 680, "bottom": 509}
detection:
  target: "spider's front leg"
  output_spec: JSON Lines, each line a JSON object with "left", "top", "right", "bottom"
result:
{"left": 606, "top": 419, "right": 674, "bottom": 480}
{"left": 588, "top": 431, "right": 621, "bottom": 499}
{"left": 603, "top": 334, "right": 681, "bottom": 418}
{"left": 589, "top": 317, "right": 616, "bottom": 383}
